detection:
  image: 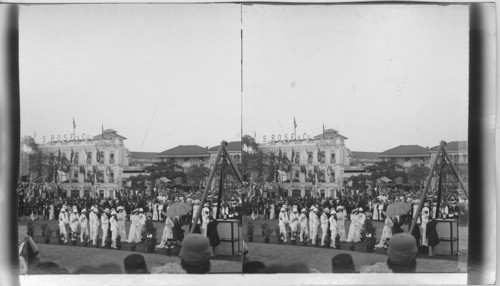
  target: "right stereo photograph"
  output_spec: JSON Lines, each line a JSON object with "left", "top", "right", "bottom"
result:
{"left": 240, "top": 4, "right": 469, "bottom": 276}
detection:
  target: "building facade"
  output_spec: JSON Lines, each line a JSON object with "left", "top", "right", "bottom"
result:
{"left": 157, "top": 145, "right": 210, "bottom": 169}
{"left": 258, "top": 129, "right": 353, "bottom": 198}
{"left": 208, "top": 141, "right": 242, "bottom": 169}
{"left": 378, "top": 145, "right": 431, "bottom": 171}
{"left": 38, "top": 129, "right": 130, "bottom": 198}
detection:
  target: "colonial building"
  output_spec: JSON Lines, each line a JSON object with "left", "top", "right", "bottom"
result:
{"left": 208, "top": 141, "right": 241, "bottom": 169}
{"left": 258, "top": 129, "right": 353, "bottom": 198}
{"left": 429, "top": 141, "right": 468, "bottom": 165}
{"left": 378, "top": 145, "right": 431, "bottom": 171}
{"left": 157, "top": 145, "right": 210, "bottom": 169}
{"left": 429, "top": 141, "right": 468, "bottom": 183}
{"left": 38, "top": 129, "right": 130, "bottom": 198}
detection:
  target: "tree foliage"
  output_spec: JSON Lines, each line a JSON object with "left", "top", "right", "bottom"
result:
{"left": 144, "top": 160, "right": 186, "bottom": 183}
{"left": 186, "top": 164, "right": 210, "bottom": 185}
{"left": 407, "top": 164, "right": 430, "bottom": 186}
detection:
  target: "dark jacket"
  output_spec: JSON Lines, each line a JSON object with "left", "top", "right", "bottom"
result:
{"left": 207, "top": 220, "right": 221, "bottom": 247}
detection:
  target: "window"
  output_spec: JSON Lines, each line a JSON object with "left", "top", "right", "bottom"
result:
{"left": 320, "top": 189, "right": 325, "bottom": 198}
{"left": 295, "top": 170, "right": 299, "bottom": 178}
{"left": 292, "top": 189, "right": 301, "bottom": 198}
{"left": 109, "top": 153, "right": 115, "bottom": 164}
{"left": 87, "top": 152, "right": 92, "bottom": 164}
{"left": 99, "top": 151, "right": 104, "bottom": 164}
{"left": 307, "top": 152, "right": 313, "bottom": 164}
{"left": 62, "top": 152, "right": 67, "bottom": 159}
{"left": 295, "top": 153, "right": 300, "bottom": 164}
{"left": 319, "top": 170, "right": 326, "bottom": 183}
{"left": 86, "top": 171, "right": 92, "bottom": 182}
{"left": 109, "top": 172, "right": 114, "bottom": 183}
{"left": 74, "top": 152, "right": 79, "bottom": 164}
{"left": 331, "top": 153, "right": 336, "bottom": 164}
{"left": 319, "top": 151, "right": 325, "bottom": 163}
{"left": 330, "top": 172, "right": 335, "bottom": 183}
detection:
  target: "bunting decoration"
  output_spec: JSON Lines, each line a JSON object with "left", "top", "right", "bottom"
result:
{"left": 70, "top": 149, "right": 74, "bottom": 164}
{"left": 291, "top": 148, "right": 295, "bottom": 163}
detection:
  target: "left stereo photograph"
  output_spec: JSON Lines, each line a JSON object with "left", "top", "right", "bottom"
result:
{"left": 17, "top": 4, "right": 243, "bottom": 275}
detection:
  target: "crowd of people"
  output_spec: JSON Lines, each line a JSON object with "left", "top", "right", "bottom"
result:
{"left": 21, "top": 187, "right": 242, "bottom": 254}
{"left": 243, "top": 187, "right": 467, "bottom": 253}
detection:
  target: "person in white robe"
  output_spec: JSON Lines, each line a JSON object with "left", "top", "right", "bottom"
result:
{"left": 347, "top": 209, "right": 360, "bottom": 243}
{"left": 116, "top": 206, "right": 127, "bottom": 241}
{"left": 278, "top": 207, "right": 289, "bottom": 242}
{"left": 299, "top": 208, "right": 308, "bottom": 242}
{"left": 127, "top": 209, "right": 140, "bottom": 243}
{"left": 79, "top": 209, "right": 89, "bottom": 242}
{"left": 110, "top": 210, "right": 119, "bottom": 248}
{"left": 58, "top": 208, "right": 69, "bottom": 243}
{"left": 101, "top": 208, "right": 110, "bottom": 247}
{"left": 156, "top": 216, "right": 174, "bottom": 248}
{"left": 336, "top": 206, "right": 347, "bottom": 242}
{"left": 329, "top": 209, "right": 338, "bottom": 248}
{"left": 420, "top": 202, "right": 430, "bottom": 246}
{"left": 375, "top": 216, "right": 393, "bottom": 248}
{"left": 309, "top": 207, "right": 320, "bottom": 246}
{"left": 320, "top": 208, "right": 330, "bottom": 246}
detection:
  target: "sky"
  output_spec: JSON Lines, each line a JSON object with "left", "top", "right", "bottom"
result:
{"left": 19, "top": 4, "right": 242, "bottom": 152}
{"left": 242, "top": 4, "right": 469, "bottom": 152}
{"left": 20, "top": 4, "right": 469, "bottom": 153}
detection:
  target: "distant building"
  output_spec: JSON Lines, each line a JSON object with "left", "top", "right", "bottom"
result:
{"left": 38, "top": 129, "right": 130, "bottom": 198}
{"left": 429, "top": 141, "right": 468, "bottom": 165}
{"left": 208, "top": 141, "right": 241, "bottom": 169}
{"left": 429, "top": 141, "right": 468, "bottom": 183}
{"left": 378, "top": 145, "right": 431, "bottom": 171}
{"left": 157, "top": 145, "right": 210, "bottom": 169}
{"left": 258, "top": 129, "right": 353, "bottom": 198}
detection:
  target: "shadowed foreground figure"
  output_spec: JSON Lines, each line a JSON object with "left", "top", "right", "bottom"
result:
{"left": 360, "top": 233, "right": 418, "bottom": 273}
{"left": 124, "top": 254, "right": 149, "bottom": 274}
{"left": 260, "top": 262, "right": 317, "bottom": 273}
{"left": 179, "top": 234, "right": 212, "bottom": 274}
{"left": 243, "top": 261, "right": 267, "bottom": 273}
{"left": 331, "top": 253, "right": 356, "bottom": 273}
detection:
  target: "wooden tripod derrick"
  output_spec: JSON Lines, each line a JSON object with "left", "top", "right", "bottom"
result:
{"left": 190, "top": 141, "right": 243, "bottom": 234}
{"left": 409, "top": 141, "right": 468, "bottom": 233}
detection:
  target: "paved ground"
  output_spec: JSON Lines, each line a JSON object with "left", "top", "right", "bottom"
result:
{"left": 243, "top": 216, "right": 468, "bottom": 273}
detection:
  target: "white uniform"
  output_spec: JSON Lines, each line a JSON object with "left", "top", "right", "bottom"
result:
{"left": 89, "top": 211, "right": 100, "bottom": 245}
{"left": 202, "top": 207, "right": 210, "bottom": 236}
{"left": 309, "top": 211, "right": 319, "bottom": 245}
{"left": 101, "top": 213, "right": 110, "bottom": 246}
{"left": 127, "top": 214, "right": 140, "bottom": 243}
{"left": 347, "top": 213, "right": 360, "bottom": 243}
{"left": 320, "top": 212, "right": 329, "bottom": 246}
{"left": 137, "top": 213, "right": 146, "bottom": 241}
{"left": 329, "top": 214, "right": 338, "bottom": 248}
{"left": 299, "top": 212, "right": 308, "bottom": 242}
{"left": 110, "top": 216, "right": 119, "bottom": 248}
{"left": 69, "top": 212, "right": 79, "bottom": 233}
{"left": 117, "top": 211, "right": 127, "bottom": 240}
{"left": 376, "top": 217, "right": 393, "bottom": 248}
{"left": 79, "top": 213, "right": 89, "bottom": 241}
{"left": 289, "top": 212, "right": 299, "bottom": 233}
{"left": 278, "top": 210, "right": 289, "bottom": 242}
{"left": 337, "top": 211, "right": 347, "bottom": 241}
{"left": 421, "top": 206, "right": 430, "bottom": 246}
{"left": 58, "top": 211, "right": 69, "bottom": 242}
